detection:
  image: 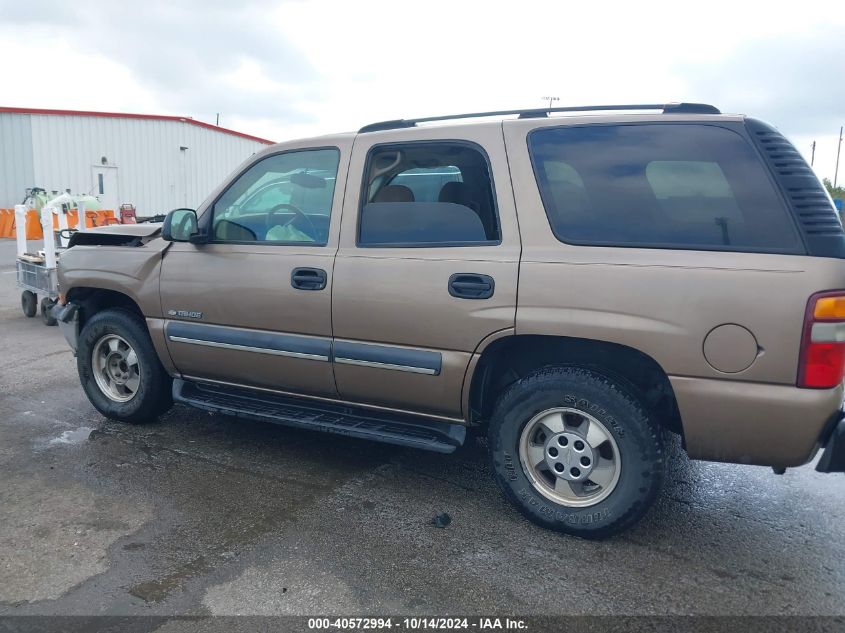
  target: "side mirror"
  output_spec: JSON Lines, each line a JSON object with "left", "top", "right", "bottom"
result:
{"left": 162, "top": 208, "right": 199, "bottom": 242}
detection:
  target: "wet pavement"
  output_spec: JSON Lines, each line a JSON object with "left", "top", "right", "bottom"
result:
{"left": 1, "top": 240, "right": 844, "bottom": 617}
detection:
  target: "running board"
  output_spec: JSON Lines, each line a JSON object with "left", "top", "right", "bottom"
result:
{"left": 172, "top": 379, "right": 466, "bottom": 453}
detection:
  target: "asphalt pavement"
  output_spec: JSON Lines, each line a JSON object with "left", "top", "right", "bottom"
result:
{"left": 1, "top": 239, "right": 844, "bottom": 621}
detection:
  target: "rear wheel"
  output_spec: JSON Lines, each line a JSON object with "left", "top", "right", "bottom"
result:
{"left": 77, "top": 308, "right": 173, "bottom": 423}
{"left": 21, "top": 290, "right": 37, "bottom": 318}
{"left": 488, "top": 366, "right": 664, "bottom": 539}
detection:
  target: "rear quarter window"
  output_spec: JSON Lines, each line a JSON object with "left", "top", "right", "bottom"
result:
{"left": 528, "top": 123, "right": 802, "bottom": 253}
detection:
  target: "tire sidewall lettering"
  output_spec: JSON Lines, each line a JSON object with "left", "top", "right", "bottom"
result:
{"left": 516, "top": 487, "right": 611, "bottom": 524}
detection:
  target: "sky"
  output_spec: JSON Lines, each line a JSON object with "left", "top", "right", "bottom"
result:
{"left": 0, "top": 0, "right": 843, "bottom": 183}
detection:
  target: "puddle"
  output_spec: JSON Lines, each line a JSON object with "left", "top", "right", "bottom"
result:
{"left": 49, "top": 426, "right": 94, "bottom": 445}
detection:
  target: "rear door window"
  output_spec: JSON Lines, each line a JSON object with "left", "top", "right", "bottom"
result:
{"left": 528, "top": 124, "right": 801, "bottom": 252}
{"left": 359, "top": 142, "right": 500, "bottom": 246}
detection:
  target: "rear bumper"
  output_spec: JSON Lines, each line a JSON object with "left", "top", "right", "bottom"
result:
{"left": 817, "top": 411, "right": 845, "bottom": 473}
{"left": 670, "top": 376, "right": 843, "bottom": 468}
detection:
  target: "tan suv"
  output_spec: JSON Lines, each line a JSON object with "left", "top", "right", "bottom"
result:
{"left": 52, "top": 103, "right": 845, "bottom": 538}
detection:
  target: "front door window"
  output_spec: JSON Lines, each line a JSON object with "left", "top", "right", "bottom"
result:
{"left": 211, "top": 148, "right": 340, "bottom": 245}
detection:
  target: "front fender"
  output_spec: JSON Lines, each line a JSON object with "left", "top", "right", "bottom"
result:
{"left": 58, "top": 243, "right": 166, "bottom": 317}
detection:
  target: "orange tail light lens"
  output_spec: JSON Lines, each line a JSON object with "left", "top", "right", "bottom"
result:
{"left": 814, "top": 296, "right": 845, "bottom": 320}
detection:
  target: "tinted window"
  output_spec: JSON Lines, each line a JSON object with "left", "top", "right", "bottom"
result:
{"left": 529, "top": 124, "right": 800, "bottom": 252}
{"left": 359, "top": 143, "right": 499, "bottom": 246}
{"left": 212, "top": 148, "right": 339, "bottom": 245}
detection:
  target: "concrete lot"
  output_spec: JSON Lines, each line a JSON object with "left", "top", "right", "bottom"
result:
{"left": 1, "top": 239, "right": 844, "bottom": 618}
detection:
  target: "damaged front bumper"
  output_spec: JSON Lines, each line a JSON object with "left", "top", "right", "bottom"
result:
{"left": 50, "top": 302, "right": 80, "bottom": 356}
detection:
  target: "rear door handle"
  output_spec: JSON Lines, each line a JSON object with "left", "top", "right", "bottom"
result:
{"left": 448, "top": 273, "right": 495, "bottom": 300}
{"left": 291, "top": 267, "right": 327, "bottom": 291}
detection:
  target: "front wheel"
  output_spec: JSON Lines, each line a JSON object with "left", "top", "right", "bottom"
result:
{"left": 77, "top": 308, "right": 173, "bottom": 424}
{"left": 488, "top": 366, "right": 664, "bottom": 539}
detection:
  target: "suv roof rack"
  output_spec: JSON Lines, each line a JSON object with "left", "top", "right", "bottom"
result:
{"left": 358, "top": 102, "right": 721, "bottom": 133}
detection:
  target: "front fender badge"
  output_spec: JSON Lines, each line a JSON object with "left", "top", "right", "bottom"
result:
{"left": 168, "top": 309, "right": 203, "bottom": 319}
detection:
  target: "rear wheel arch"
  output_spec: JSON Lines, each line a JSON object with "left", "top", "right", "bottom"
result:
{"left": 466, "top": 334, "right": 683, "bottom": 436}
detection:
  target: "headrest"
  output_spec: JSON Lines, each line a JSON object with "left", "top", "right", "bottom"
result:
{"left": 373, "top": 184, "right": 415, "bottom": 203}
{"left": 438, "top": 181, "right": 468, "bottom": 203}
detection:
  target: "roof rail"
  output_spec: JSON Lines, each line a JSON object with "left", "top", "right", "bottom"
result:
{"left": 358, "top": 102, "right": 721, "bottom": 133}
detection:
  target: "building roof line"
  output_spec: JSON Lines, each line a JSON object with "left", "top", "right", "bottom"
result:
{"left": 0, "top": 106, "right": 275, "bottom": 145}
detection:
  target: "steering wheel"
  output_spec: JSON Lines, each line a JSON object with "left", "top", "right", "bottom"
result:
{"left": 266, "top": 203, "right": 318, "bottom": 241}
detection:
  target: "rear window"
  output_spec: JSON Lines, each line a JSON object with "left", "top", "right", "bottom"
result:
{"left": 528, "top": 124, "right": 801, "bottom": 252}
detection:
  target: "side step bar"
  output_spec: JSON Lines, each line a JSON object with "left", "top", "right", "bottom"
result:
{"left": 172, "top": 379, "right": 466, "bottom": 453}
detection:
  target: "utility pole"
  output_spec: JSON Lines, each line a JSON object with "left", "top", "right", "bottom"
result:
{"left": 543, "top": 96, "right": 560, "bottom": 110}
{"left": 835, "top": 126, "right": 843, "bottom": 188}
{"left": 811, "top": 141, "right": 816, "bottom": 166}
{"left": 216, "top": 113, "right": 220, "bottom": 127}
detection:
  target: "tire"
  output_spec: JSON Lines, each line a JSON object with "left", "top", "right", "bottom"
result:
{"left": 77, "top": 308, "right": 173, "bottom": 424}
{"left": 40, "top": 297, "right": 57, "bottom": 326}
{"left": 488, "top": 366, "right": 664, "bottom": 539}
{"left": 21, "top": 290, "right": 37, "bottom": 318}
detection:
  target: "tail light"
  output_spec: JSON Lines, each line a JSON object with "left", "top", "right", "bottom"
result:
{"left": 798, "top": 291, "right": 845, "bottom": 388}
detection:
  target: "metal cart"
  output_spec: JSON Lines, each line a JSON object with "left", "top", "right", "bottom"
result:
{"left": 13, "top": 203, "right": 69, "bottom": 327}
{"left": 17, "top": 257, "right": 59, "bottom": 325}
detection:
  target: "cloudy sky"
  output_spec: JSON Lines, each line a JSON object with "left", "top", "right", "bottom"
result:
{"left": 0, "top": 0, "right": 843, "bottom": 182}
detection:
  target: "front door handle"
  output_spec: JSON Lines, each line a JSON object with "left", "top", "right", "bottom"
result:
{"left": 448, "top": 273, "right": 495, "bottom": 300}
{"left": 291, "top": 267, "right": 327, "bottom": 291}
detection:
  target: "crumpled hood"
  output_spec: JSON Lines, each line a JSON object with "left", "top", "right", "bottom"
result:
{"left": 82, "top": 223, "right": 162, "bottom": 237}
{"left": 67, "top": 222, "right": 163, "bottom": 247}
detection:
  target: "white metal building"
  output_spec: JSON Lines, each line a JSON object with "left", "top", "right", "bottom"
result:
{"left": 0, "top": 107, "right": 273, "bottom": 215}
